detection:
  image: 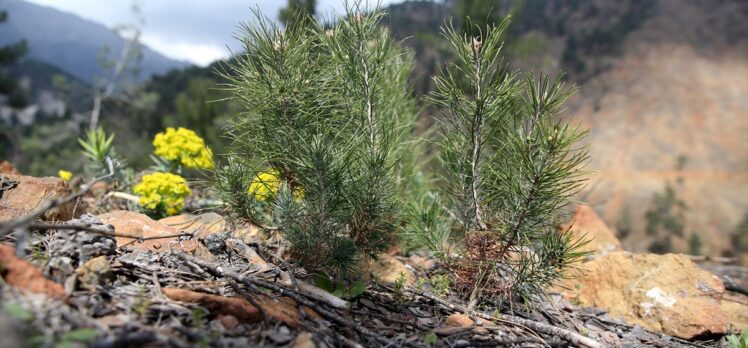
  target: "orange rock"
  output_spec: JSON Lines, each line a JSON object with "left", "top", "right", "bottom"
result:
{"left": 0, "top": 244, "right": 67, "bottom": 301}
{"left": 98, "top": 211, "right": 198, "bottom": 252}
{"left": 0, "top": 161, "right": 20, "bottom": 174}
{"left": 0, "top": 174, "right": 78, "bottom": 222}
{"left": 291, "top": 332, "right": 316, "bottom": 348}
{"left": 560, "top": 205, "right": 622, "bottom": 255}
{"left": 158, "top": 213, "right": 226, "bottom": 239}
{"left": 75, "top": 255, "right": 110, "bottom": 291}
{"left": 232, "top": 223, "right": 262, "bottom": 245}
{"left": 162, "top": 288, "right": 262, "bottom": 323}
{"left": 159, "top": 213, "right": 229, "bottom": 261}
{"left": 444, "top": 313, "right": 474, "bottom": 328}
{"left": 560, "top": 251, "right": 728, "bottom": 339}
{"left": 218, "top": 315, "right": 239, "bottom": 331}
{"left": 721, "top": 292, "right": 748, "bottom": 331}
{"left": 162, "top": 287, "right": 311, "bottom": 328}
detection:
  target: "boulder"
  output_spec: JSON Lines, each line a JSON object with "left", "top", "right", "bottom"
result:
{"left": 560, "top": 205, "right": 622, "bottom": 255}
{"left": 561, "top": 251, "right": 728, "bottom": 339}
{"left": 97, "top": 211, "right": 198, "bottom": 252}
{"left": 0, "top": 174, "right": 77, "bottom": 222}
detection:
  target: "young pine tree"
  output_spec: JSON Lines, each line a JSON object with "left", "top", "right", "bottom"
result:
{"left": 427, "top": 18, "right": 590, "bottom": 307}
{"left": 216, "top": 5, "right": 416, "bottom": 283}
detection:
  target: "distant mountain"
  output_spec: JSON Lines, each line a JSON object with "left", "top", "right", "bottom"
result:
{"left": 0, "top": 0, "right": 191, "bottom": 83}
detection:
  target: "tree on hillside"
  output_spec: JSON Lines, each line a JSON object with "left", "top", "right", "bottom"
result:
{"left": 0, "top": 6, "right": 29, "bottom": 109}
{"left": 88, "top": 2, "right": 145, "bottom": 130}
{"left": 456, "top": 0, "right": 505, "bottom": 37}
{"left": 0, "top": 3, "right": 30, "bottom": 166}
{"left": 279, "top": 0, "right": 316, "bottom": 30}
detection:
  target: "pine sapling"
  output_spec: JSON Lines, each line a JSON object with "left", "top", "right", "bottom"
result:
{"left": 215, "top": 4, "right": 417, "bottom": 284}
{"left": 427, "top": 18, "right": 591, "bottom": 307}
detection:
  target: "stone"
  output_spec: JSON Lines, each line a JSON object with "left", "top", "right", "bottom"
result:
{"left": 366, "top": 254, "right": 416, "bottom": 285}
{"left": 75, "top": 256, "right": 110, "bottom": 291}
{"left": 0, "top": 161, "right": 20, "bottom": 174}
{"left": 232, "top": 223, "right": 263, "bottom": 245}
{"left": 159, "top": 212, "right": 229, "bottom": 261}
{"left": 560, "top": 205, "right": 622, "bottom": 255}
{"left": 408, "top": 254, "right": 436, "bottom": 271}
{"left": 561, "top": 251, "right": 728, "bottom": 339}
{"left": 162, "top": 288, "right": 262, "bottom": 323}
{"left": 0, "top": 244, "right": 67, "bottom": 301}
{"left": 444, "top": 313, "right": 474, "bottom": 328}
{"left": 218, "top": 315, "right": 239, "bottom": 331}
{"left": 721, "top": 292, "right": 748, "bottom": 331}
{"left": 162, "top": 288, "right": 314, "bottom": 328}
{"left": 97, "top": 211, "right": 198, "bottom": 252}
{"left": 0, "top": 174, "right": 78, "bottom": 222}
{"left": 292, "top": 332, "right": 316, "bottom": 348}
{"left": 158, "top": 212, "right": 226, "bottom": 239}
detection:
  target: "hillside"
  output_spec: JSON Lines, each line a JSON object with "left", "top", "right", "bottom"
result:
{"left": 0, "top": 0, "right": 191, "bottom": 83}
{"left": 567, "top": 0, "right": 748, "bottom": 255}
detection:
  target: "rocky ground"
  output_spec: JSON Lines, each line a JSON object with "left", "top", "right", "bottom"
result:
{"left": 0, "top": 166, "right": 746, "bottom": 347}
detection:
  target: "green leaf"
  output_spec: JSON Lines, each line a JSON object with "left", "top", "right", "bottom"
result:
{"left": 315, "top": 274, "right": 335, "bottom": 293}
{"left": 423, "top": 332, "right": 438, "bottom": 345}
{"left": 3, "top": 303, "right": 34, "bottom": 321}
{"left": 62, "top": 328, "right": 98, "bottom": 342}
{"left": 346, "top": 281, "right": 367, "bottom": 299}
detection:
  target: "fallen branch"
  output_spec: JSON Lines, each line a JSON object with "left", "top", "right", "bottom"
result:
{"left": 172, "top": 251, "right": 397, "bottom": 347}
{"left": 25, "top": 223, "right": 193, "bottom": 242}
{"left": 407, "top": 287, "right": 604, "bottom": 348}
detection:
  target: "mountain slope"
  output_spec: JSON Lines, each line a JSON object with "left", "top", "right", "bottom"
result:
{"left": 0, "top": 0, "right": 191, "bottom": 83}
{"left": 568, "top": 0, "right": 748, "bottom": 255}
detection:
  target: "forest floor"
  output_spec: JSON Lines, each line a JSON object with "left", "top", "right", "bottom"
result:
{"left": 0, "top": 171, "right": 745, "bottom": 348}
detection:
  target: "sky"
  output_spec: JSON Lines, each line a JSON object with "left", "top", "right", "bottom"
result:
{"left": 25, "top": 0, "right": 400, "bottom": 66}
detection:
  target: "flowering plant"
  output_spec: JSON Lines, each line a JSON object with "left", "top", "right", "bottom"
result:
{"left": 58, "top": 170, "right": 73, "bottom": 182}
{"left": 134, "top": 172, "right": 191, "bottom": 217}
{"left": 152, "top": 127, "right": 213, "bottom": 172}
{"left": 248, "top": 169, "right": 303, "bottom": 202}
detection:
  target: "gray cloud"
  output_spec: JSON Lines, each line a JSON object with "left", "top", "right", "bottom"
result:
{"left": 25, "top": 0, "right": 397, "bottom": 65}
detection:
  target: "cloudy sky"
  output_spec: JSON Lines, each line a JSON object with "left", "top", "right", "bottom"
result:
{"left": 25, "top": 0, "right": 400, "bottom": 66}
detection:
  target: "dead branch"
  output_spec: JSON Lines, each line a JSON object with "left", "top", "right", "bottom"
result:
{"left": 172, "top": 251, "right": 398, "bottom": 347}
{"left": 25, "top": 222, "right": 193, "bottom": 242}
{"left": 406, "top": 286, "right": 604, "bottom": 348}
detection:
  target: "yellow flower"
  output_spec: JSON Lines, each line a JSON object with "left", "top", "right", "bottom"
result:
{"left": 153, "top": 127, "right": 214, "bottom": 169}
{"left": 248, "top": 170, "right": 282, "bottom": 201}
{"left": 134, "top": 172, "right": 191, "bottom": 216}
{"left": 248, "top": 170, "right": 303, "bottom": 202}
{"left": 58, "top": 170, "right": 73, "bottom": 182}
